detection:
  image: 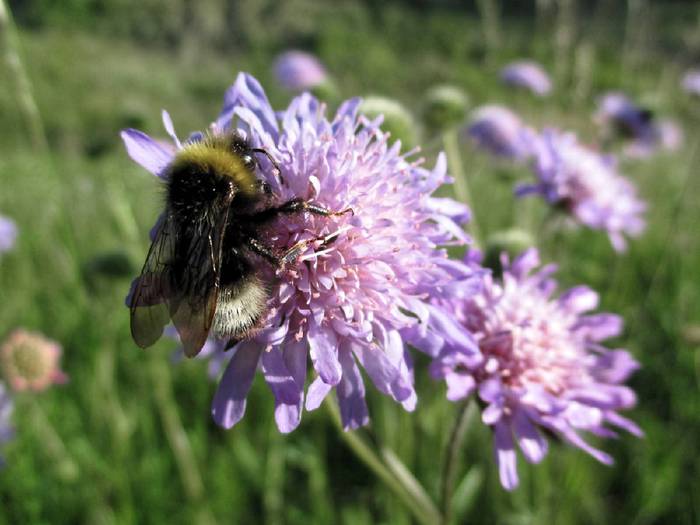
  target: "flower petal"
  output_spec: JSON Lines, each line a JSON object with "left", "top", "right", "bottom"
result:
{"left": 336, "top": 349, "right": 369, "bottom": 430}
{"left": 513, "top": 410, "right": 548, "bottom": 463}
{"left": 494, "top": 422, "right": 519, "bottom": 490}
{"left": 217, "top": 72, "right": 279, "bottom": 139}
{"left": 308, "top": 326, "right": 341, "bottom": 385}
{"left": 120, "top": 129, "right": 175, "bottom": 178}
{"left": 161, "top": 110, "right": 182, "bottom": 149}
{"left": 305, "top": 377, "right": 332, "bottom": 411}
{"left": 211, "top": 342, "right": 262, "bottom": 429}
{"left": 261, "top": 347, "right": 303, "bottom": 433}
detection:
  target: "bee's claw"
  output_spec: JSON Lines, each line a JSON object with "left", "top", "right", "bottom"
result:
{"left": 333, "top": 207, "right": 354, "bottom": 217}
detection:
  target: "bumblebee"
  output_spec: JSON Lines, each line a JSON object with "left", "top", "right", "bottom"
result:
{"left": 129, "top": 131, "right": 349, "bottom": 357}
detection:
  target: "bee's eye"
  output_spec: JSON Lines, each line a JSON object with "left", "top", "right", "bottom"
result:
{"left": 242, "top": 155, "right": 255, "bottom": 169}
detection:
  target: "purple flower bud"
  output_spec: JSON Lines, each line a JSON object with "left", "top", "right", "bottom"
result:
{"left": 681, "top": 69, "right": 700, "bottom": 96}
{"left": 273, "top": 50, "right": 328, "bottom": 92}
{"left": 0, "top": 215, "right": 17, "bottom": 255}
{"left": 465, "top": 105, "right": 536, "bottom": 161}
{"left": 500, "top": 61, "right": 552, "bottom": 96}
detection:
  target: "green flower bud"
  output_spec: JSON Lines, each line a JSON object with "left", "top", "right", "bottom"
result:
{"left": 484, "top": 229, "right": 535, "bottom": 275}
{"left": 423, "top": 84, "right": 469, "bottom": 131}
{"left": 359, "top": 96, "right": 419, "bottom": 149}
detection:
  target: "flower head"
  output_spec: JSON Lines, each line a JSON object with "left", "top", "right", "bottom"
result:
{"left": 1, "top": 329, "right": 68, "bottom": 392}
{"left": 430, "top": 249, "right": 642, "bottom": 490}
{"left": 681, "top": 69, "right": 700, "bottom": 96}
{"left": 594, "top": 92, "right": 680, "bottom": 158}
{"left": 273, "top": 50, "right": 328, "bottom": 92}
{"left": 121, "top": 73, "right": 479, "bottom": 432}
{"left": 464, "top": 105, "right": 536, "bottom": 161}
{"left": 0, "top": 215, "right": 17, "bottom": 255}
{"left": 517, "top": 129, "right": 646, "bottom": 251}
{"left": 500, "top": 61, "right": 552, "bottom": 96}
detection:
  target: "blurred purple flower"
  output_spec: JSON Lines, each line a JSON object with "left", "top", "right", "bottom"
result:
{"left": 0, "top": 215, "right": 17, "bottom": 255}
{"left": 681, "top": 69, "right": 700, "bottom": 96}
{"left": 429, "top": 248, "right": 642, "bottom": 490}
{"left": 500, "top": 61, "right": 552, "bottom": 96}
{"left": 121, "top": 73, "right": 479, "bottom": 432}
{"left": 655, "top": 119, "right": 683, "bottom": 151}
{"left": 0, "top": 382, "right": 13, "bottom": 466}
{"left": 595, "top": 92, "right": 681, "bottom": 158}
{"left": 273, "top": 50, "right": 328, "bottom": 92}
{"left": 518, "top": 129, "right": 646, "bottom": 251}
{"left": 464, "top": 105, "right": 536, "bottom": 161}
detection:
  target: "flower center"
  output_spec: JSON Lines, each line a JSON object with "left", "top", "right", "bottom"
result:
{"left": 3, "top": 342, "right": 52, "bottom": 383}
{"left": 477, "top": 288, "right": 584, "bottom": 394}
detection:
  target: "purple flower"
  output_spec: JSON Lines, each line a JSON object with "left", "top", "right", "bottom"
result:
{"left": 500, "top": 61, "right": 552, "bottom": 96}
{"left": 0, "top": 215, "right": 17, "bottom": 255}
{"left": 517, "top": 129, "right": 646, "bottom": 252}
{"left": 681, "top": 69, "right": 700, "bottom": 96}
{"left": 121, "top": 73, "right": 479, "bottom": 432}
{"left": 429, "top": 249, "right": 642, "bottom": 490}
{"left": 594, "top": 92, "right": 680, "bottom": 158}
{"left": 464, "top": 105, "right": 536, "bottom": 161}
{"left": 273, "top": 50, "right": 328, "bottom": 92}
{"left": 0, "top": 382, "right": 13, "bottom": 466}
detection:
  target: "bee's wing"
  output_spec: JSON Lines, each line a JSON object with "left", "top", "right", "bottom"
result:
{"left": 167, "top": 204, "right": 232, "bottom": 358}
{"left": 130, "top": 214, "right": 177, "bottom": 349}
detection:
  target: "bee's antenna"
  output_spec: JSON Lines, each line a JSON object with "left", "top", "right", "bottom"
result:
{"left": 252, "top": 148, "right": 284, "bottom": 185}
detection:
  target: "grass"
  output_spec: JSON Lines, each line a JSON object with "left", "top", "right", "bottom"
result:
{"left": 1, "top": 2, "right": 699, "bottom": 524}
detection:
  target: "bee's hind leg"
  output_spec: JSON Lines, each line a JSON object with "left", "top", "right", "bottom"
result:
{"left": 247, "top": 233, "right": 337, "bottom": 270}
{"left": 275, "top": 198, "right": 353, "bottom": 218}
{"left": 246, "top": 236, "right": 310, "bottom": 268}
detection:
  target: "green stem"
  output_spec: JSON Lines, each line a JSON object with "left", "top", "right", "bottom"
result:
{"left": 0, "top": 0, "right": 49, "bottom": 152}
{"left": 263, "top": 425, "right": 286, "bottom": 525}
{"left": 475, "top": 0, "right": 500, "bottom": 62}
{"left": 325, "top": 399, "right": 442, "bottom": 525}
{"left": 440, "top": 400, "right": 474, "bottom": 525}
{"left": 380, "top": 446, "right": 442, "bottom": 524}
{"left": 27, "top": 397, "right": 79, "bottom": 482}
{"left": 442, "top": 129, "right": 482, "bottom": 248}
{"left": 149, "top": 355, "right": 217, "bottom": 525}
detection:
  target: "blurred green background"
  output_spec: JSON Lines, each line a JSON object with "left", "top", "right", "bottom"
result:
{"left": 1, "top": 0, "right": 699, "bottom": 523}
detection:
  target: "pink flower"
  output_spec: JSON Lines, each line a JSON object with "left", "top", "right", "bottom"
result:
{"left": 517, "top": 129, "right": 646, "bottom": 251}
{"left": 429, "top": 249, "right": 642, "bottom": 490}
{"left": 121, "top": 73, "right": 480, "bottom": 432}
{"left": 1, "top": 329, "right": 68, "bottom": 392}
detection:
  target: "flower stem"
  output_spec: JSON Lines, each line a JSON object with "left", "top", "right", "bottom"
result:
{"left": 0, "top": 0, "right": 49, "bottom": 152}
{"left": 440, "top": 400, "right": 475, "bottom": 525}
{"left": 324, "top": 399, "right": 442, "bottom": 525}
{"left": 26, "top": 397, "right": 79, "bottom": 482}
{"left": 442, "top": 129, "right": 482, "bottom": 248}
{"left": 149, "top": 355, "right": 217, "bottom": 525}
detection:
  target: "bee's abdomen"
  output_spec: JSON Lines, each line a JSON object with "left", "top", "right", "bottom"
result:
{"left": 212, "top": 276, "right": 270, "bottom": 339}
